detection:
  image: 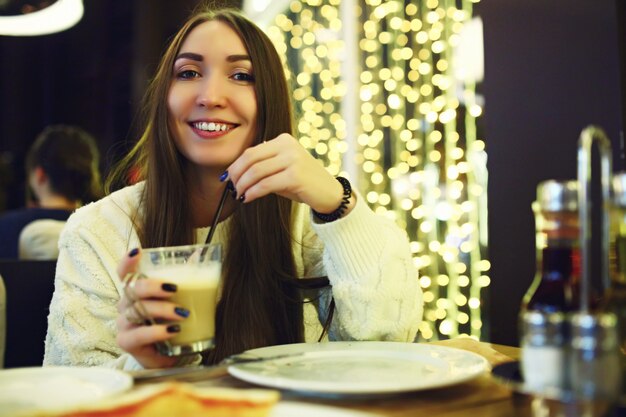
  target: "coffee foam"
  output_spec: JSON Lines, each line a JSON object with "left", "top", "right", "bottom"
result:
{"left": 143, "top": 263, "right": 220, "bottom": 287}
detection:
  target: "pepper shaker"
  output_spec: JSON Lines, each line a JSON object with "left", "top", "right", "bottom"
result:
{"left": 569, "top": 312, "right": 621, "bottom": 400}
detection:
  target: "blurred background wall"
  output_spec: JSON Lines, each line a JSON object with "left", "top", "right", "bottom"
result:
{"left": 476, "top": 0, "right": 625, "bottom": 345}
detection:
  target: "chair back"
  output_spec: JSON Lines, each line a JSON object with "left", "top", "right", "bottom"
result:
{"left": 0, "top": 275, "right": 6, "bottom": 368}
{"left": 0, "top": 260, "right": 56, "bottom": 368}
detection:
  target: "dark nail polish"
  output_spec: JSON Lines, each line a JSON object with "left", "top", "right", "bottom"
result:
{"left": 167, "top": 324, "right": 181, "bottom": 333}
{"left": 129, "top": 248, "right": 139, "bottom": 257}
{"left": 175, "top": 307, "right": 190, "bottom": 318}
{"left": 162, "top": 283, "right": 177, "bottom": 292}
{"left": 219, "top": 171, "right": 229, "bottom": 182}
{"left": 226, "top": 180, "right": 235, "bottom": 191}
{"left": 238, "top": 194, "right": 246, "bottom": 202}
{"left": 230, "top": 189, "right": 238, "bottom": 200}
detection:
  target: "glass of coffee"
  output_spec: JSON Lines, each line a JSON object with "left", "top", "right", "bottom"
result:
{"left": 139, "top": 243, "right": 221, "bottom": 356}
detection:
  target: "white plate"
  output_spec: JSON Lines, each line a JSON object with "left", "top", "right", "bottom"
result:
{"left": 228, "top": 341, "right": 488, "bottom": 395}
{"left": 0, "top": 366, "right": 133, "bottom": 416}
{"left": 273, "top": 401, "right": 379, "bottom": 416}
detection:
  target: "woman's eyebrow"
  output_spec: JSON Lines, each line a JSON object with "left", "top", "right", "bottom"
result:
{"left": 175, "top": 52, "right": 203, "bottom": 62}
{"left": 226, "top": 54, "right": 251, "bottom": 63}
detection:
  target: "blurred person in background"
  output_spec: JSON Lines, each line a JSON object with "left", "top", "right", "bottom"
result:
{"left": 0, "top": 125, "right": 103, "bottom": 259}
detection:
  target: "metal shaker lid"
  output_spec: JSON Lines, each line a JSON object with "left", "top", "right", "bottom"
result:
{"left": 535, "top": 180, "right": 578, "bottom": 212}
{"left": 613, "top": 172, "right": 626, "bottom": 207}
{"left": 570, "top": 312, "right": 618, "bottom": 352}
{"left": 520, "top": 311, "right": 566, "bottom": 347}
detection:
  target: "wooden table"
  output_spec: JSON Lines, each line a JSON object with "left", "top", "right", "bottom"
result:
{"left": 195, "top": 342, "right": 533, "bottom": 416}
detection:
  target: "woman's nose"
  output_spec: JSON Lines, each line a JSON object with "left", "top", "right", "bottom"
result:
{"left": 196, "top": 77, "right": 227, "bottom": 108}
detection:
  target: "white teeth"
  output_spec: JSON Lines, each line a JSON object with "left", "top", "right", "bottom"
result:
{"left": 193, "top": 122, "right": 232, "bottom": 132}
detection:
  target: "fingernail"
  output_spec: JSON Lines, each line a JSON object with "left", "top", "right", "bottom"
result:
{"left": 167, "top": 324, "right": 181, "bottom": 333}
{"left": 162, "top": 283, "right": 177, "bottom": 292}
{"left": 129, "top": 248, "right": 139, "bottom": 257}
{"left": 230, "top": 189, "right": 238, "bottom": 200}
{"left": 175, "top": 307, "right": 190, "bottom": 318}
{"left": 219, "top": 171, "right": 229, "bottom": 182}
{"left": 238, "top": 194, "right": 246, "bottom": 202}
{"left": 226, "top": 180, "right": 235, "bottom": 191}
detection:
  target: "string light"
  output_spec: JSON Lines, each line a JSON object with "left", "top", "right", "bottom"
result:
{"left": 268, "top": 0, "right": 488, "bottom": 341}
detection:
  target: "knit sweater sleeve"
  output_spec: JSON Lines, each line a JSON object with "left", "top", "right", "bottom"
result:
{"left": 43, "top": 188, "right": 144, "bottom": 371}
{"left": 303, "top": 192, "right": 423, "bottom": 342}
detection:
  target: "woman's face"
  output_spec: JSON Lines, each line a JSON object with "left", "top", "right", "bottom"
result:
{"left": 168, "top": 20, "right": 257, "bottom": 172}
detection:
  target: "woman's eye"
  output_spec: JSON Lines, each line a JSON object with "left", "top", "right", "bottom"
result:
{"left": 232, "top": 72, "right": 255, "bottom": 82}
{"left": 177, "top": 69, "right": 200, "bottom": 80}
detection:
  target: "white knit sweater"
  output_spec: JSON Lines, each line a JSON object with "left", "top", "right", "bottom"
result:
{"left": 43, "top": 182, "right": 423, "bottom": 370}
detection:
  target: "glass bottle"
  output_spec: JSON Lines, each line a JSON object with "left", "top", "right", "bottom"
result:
{"left": 522, "top": 180, "right": 581, "bottom": 313}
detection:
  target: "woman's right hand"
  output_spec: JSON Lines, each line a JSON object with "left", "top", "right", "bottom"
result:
{"left": 115, "top": 249, "right": 185, "bottom": 369}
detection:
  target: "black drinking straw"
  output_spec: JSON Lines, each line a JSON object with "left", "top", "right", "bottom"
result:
{"left": 205, "top": 181, "right": 233, "bottom": 245}
{"left": 202, "top": 180, "right": 336, "bottom": 339}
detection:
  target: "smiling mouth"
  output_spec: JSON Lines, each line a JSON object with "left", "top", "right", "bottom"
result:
{"left": 190, "top": 121, "right": 237, "bottom": 132}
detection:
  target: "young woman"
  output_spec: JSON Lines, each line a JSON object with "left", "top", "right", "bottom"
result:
{"left": 43, "top": 9, "right": 423, "bottom": 370}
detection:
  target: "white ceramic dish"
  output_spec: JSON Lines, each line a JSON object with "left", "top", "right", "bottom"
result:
{"left": 228, "top": 341, "right": 488, "bottom": 395}
{"left": 0, "top": 366, "right": 133, "bottom": 416}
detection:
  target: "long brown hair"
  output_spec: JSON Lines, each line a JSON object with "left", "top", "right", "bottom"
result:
{"left": 108, "top": 10, "right": 303, "bottom": 363}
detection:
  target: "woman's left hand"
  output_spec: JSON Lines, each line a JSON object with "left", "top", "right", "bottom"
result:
{"left": 226, "top": 133, "right": 352, "bottom": 214}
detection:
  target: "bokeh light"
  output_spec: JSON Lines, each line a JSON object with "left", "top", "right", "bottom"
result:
{"left": 268, "top": 0, "right": 488, "bottom": 341}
